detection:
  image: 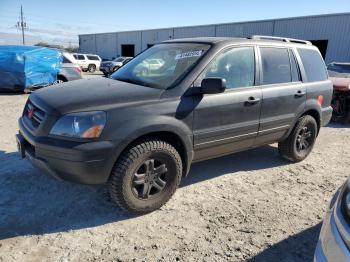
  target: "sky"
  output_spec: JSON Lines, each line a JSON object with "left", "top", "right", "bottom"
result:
{"left": 1, "top": 0, "right": 350, "bottom": 47}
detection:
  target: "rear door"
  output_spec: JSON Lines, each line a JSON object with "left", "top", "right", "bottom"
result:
{"left": 255, "top": 46, "right": 306, "bottom": 145}
{"left": 192, "top": 46, "right": 262, "bottom": 161}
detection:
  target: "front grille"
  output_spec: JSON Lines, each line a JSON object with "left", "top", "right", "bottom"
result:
{"left": 23, "top": 100, "right": 46, "bottom": 129}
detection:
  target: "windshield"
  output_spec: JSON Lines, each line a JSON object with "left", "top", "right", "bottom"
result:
{"left": 114, "top": 57, "right": 125, "bottom": 62}
{"left": 111, "top": 43, "right": 210, "bottom": 89}
{"left": 328, "top": 63, "right": 350, "bottom": 78}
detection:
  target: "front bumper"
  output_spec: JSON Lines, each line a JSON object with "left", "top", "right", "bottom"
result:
{"left": 321, "top": 106, "right": 333, "bottom": 126}
{"left": 17, "top": 117, "right": 118, "bottom": 184}
{"left": 314, "top": 187, "right": 350, "bottom": 262}
{"left": 99, "top": 66, "right": 111, "bottom": 73}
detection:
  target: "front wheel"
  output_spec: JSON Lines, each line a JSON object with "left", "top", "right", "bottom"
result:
{"left": 278, "top": 115, "right": 318, "bottom": 162}
{"left": 108, "top": 139, "right": 182, "bottom": 213}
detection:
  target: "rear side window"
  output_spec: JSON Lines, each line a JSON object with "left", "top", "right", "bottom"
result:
{"left": 297, "top": 48, "right": 328, "bottom": 82}
{"left": 87, "top": 55, "right": 100, "bottom": 60}
{"left": 260, "top": 47, "right": 291, "bottom": 85}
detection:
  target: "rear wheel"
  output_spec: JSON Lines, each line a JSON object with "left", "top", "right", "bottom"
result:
{"left": 108, "top": 139, "right": 182, "bottom": 213}
{"left": 88, "top": 64, "right": 96, "bottom": 73}
{"left": 278, "top": 115, "right": 318, "bottom": 162}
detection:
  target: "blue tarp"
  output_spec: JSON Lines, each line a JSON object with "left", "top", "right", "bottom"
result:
{"left": 0, "top": 45, "right": 62, "bottom": 91}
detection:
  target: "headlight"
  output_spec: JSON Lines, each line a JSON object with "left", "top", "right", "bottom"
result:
{"left": 50, "top": 111, "right": 106, "bottom": 138}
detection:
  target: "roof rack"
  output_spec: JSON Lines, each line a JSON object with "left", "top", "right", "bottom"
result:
{"left": 249, "top": 35, "right": 312, "bottom": 45}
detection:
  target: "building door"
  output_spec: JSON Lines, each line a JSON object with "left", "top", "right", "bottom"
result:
{"left": 121, "top": 45, "right": 135, "bottom": 57}
{"left": 309, "top": 40, "right": 328, "bottom": 59}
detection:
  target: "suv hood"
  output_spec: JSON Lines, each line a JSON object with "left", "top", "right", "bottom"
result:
{"left": 31, "top": 78, "right": 163, "bottom": 115}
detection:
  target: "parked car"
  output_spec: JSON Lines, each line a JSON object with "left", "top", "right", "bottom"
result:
{"left": 314, "top": 178, "right": 350, "bottom": 261}
{"left": 73, "top": 53, "right": 101, "bottom": 73}
{"left": 100, "top": 56, "right": 133, "bottom": 76}
{"left": 135, "top": 58, "right": 165, "bottom": 75}
{"left": 328, "top": 62, "right": 350, "bottom": 123}
{"left": 17, "top": 36, "right": 333, "bottom": 213}
{"left": 24, "top": 52, "right": 82, "bottom": 92}
{"left": 53, "top": 52, "right": 82, "bottom": 83}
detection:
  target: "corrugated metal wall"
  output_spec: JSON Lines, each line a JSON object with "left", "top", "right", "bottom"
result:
{"left": 79, "top": 13, "right": 350, "bottom": 62}
{"left": 141, "top": 29, "right": 174, "bottom": 50}
{"left": 95, "top": 33, "right": 117, "bottom": 59}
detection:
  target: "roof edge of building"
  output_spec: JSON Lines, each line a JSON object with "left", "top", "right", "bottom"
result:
{"left": 79, "top": 12, "right": 350, "bottom": 37}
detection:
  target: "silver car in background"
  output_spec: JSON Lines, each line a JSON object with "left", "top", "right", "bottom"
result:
{"left": 55, "top": 52, "right": 83, "bottom": 84}
{"left": 100, "top": 56, "right": 133, "bottom": 76}
{"left": 314, "top": 178, "right": 350, "bottom": 261}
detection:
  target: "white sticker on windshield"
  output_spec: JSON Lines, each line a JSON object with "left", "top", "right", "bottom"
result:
{"left": 175, "top": 50, "right": 203, "bottom": 60}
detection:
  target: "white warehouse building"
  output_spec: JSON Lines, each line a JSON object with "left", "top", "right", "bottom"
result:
{"left": 79, "top": 12, "right": 350, "bottom": 63}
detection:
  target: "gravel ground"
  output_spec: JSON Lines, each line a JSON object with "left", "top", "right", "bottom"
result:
{"left": 0, "top": 81, "right": 349, "bottom": 261}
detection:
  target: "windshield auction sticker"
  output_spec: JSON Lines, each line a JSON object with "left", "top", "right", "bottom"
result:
{"left": 175, "top": 50, "right": 203, "bottom": 60}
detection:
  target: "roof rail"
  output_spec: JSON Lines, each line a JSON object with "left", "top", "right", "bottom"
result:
{"left": 249, "top": 35, "right": 312, "bottom": 45}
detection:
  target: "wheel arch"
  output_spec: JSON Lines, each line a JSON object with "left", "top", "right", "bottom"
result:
{"left": 109, "top": 128, "right": 193, "bottom": 180}
{"left": 301, "top": 109, "right": 321, "bottom": 135}
{"left": 57, "top": 74, "right": 67, "bottom": 82}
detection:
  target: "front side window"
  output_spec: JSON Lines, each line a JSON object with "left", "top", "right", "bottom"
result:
{"left": 260, "top": 47, "right": 291, "bottom": 85}
{"left": 111, "top": 43, "right": 210, "bottom": 89}
{"left": 298, "top": 48, "right": 328, "bottom": 82}
{"left": 196, "top": 46, "right": 255, "bottom": 89}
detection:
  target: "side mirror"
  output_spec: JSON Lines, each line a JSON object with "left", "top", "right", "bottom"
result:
{"left": 200, "top": 78, "right": 226, "bottom": 94}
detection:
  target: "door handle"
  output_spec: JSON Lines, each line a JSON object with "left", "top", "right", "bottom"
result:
{"left": 295, "top": 90, "right": 306, "bottom": 97}
{"left": 245, "top": 96, "right": 260, "bottom": 105}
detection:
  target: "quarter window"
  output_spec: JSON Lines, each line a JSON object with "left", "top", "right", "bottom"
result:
{"left": 260, "top": 47, "right": 291, "bottom": 85}
{"left": 197, "top": 47, "right": 255, "bottom": 89}
{"left": 297, "top": 48, "right": 328, "bottom": 82}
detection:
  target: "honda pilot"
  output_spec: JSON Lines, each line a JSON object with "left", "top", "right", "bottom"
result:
{"left": 17, "top": 36, "right": 333, "bottom": 213}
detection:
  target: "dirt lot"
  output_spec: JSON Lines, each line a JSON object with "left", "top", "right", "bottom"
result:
{"left": 0, "top": 80, "right": 349, "bottom": 261}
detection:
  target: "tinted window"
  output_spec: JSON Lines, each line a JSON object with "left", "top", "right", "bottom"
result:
{"left": 198, "top": 47, "right": 255, "bottom": 89}
{"left": 62, "top": 56, "right": 72, "bottom": 63}
{"left": 298, "top": 48, "right": 328, "bottom": 82}
{"left": 87, "top": 55, "right": 99, "bottom": 60}
{"left": 289, "top": 50, "right": 300, "bottom": 82}
{"left": 77, "top": 55, "right": 85, "bottom": 60}
{"left": 261, "top": 47, "right": 291, "bottom": 85}
{"left": 114, "top": 57, "right": 124, "bottom": 62}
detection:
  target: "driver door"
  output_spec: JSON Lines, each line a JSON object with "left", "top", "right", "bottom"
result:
{"left": 192, "top": 46, "right": 262, "bottom": 161}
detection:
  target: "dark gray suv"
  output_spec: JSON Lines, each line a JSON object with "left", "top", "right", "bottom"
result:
{"left": 16, "top": 36, "right": 333, "bottom": 213}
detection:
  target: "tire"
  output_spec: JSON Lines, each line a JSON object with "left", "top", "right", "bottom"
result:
{"left": 108, "top": 139, "right": 182, "bottom": 213}
{"left": 278, "top": 115, "right": 318, "bottom": 162}
{"left": 88, "top": 64, "right": 96, "bottom": 73}
{"left": 53, "top": 76, "right": 66, "bottom": 85}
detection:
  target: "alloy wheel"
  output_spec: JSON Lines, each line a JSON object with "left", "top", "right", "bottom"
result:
{"left": 132, "top": 159, "right": 168, "bottom": 199}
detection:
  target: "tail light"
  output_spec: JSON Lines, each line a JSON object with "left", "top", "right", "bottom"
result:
{"left": 317, "top": 95, "right": 324, "bottom": 106}
{"left": 75, "top": 66, "right": 82, "bottom": 74}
